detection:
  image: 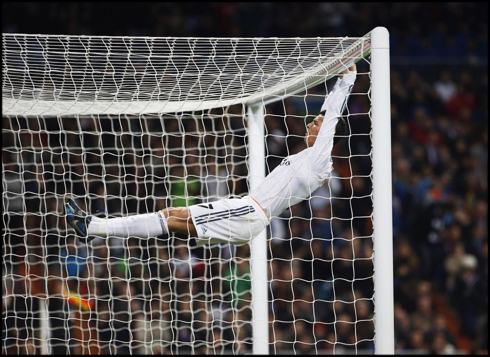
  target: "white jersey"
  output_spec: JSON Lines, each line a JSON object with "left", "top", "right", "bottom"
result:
{"left": 250, "top": 73, "right": 356, "bottom": 218}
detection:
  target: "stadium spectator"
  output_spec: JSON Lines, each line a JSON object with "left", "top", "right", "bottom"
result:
{"left": 434, "top": 70, "right": 457, "bottom": 103}
{"left": 429, "top": 331, "right": 457, "bottom": 354}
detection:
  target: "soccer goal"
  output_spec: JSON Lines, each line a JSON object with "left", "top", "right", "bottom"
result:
{"left": 2, "top": 27, "right": 393, "bottom": 354}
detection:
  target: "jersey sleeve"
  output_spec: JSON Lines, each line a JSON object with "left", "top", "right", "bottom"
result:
{"left": 310, "top": 72, "right": 356, "bottom": 162}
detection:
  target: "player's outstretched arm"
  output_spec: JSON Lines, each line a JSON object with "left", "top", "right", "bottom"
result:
{"left": 304, "top": 65, "right": 356, "bottom": 158}
{"left": 320, "top": 64, "right": 357, "bottom": 115}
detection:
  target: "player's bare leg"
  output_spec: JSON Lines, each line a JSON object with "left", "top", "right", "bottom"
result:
{"left": 161, "top": 207, "right": 197, "bottom": 236}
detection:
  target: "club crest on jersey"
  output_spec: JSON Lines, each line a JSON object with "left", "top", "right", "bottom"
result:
{"left": 280, "top": 158, "right": 291, "bottom": 166}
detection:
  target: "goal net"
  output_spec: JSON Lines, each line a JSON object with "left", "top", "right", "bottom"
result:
{"left": 2, "top": 31, "right": 391, "bottom": 354}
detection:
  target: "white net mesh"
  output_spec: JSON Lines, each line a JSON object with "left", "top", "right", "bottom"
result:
{"left": 3, "top": 35, "right": 370, "bottom": 115}
{"left": 2, "top": 33, "right": 374, "bottom": 354}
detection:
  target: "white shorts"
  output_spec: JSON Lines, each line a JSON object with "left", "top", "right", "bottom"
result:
{"left": 188, "top": 196, "right": 269, "bottom": 246}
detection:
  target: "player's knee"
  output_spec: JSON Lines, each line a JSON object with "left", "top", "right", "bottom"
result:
{"left": 161, "top": 207, "right": 189, "bottom": 221}
{"left": 160, "top": 207, "right": 196, "bottom": 236}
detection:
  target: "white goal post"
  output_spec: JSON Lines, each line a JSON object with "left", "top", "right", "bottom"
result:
{"left": 370, "top": 27, "right": 394, "bottom": 355}
{"left": 2, "top": 27, "right": 393, "bottom": 354}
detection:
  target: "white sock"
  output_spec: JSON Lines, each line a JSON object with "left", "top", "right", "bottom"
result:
{"left": 87, "top": 212, "right": 168, "bottom": 238}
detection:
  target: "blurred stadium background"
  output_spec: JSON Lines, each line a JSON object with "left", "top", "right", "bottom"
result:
{"left": 2, "top": 2, "right": 487, "bottom": 355}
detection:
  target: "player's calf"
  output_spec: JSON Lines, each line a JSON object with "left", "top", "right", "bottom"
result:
{"left": 65, "top": 197, "right": 171, "bottom": 242}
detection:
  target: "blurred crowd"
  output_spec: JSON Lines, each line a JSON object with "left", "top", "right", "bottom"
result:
{"left": 389, "top": 64, "right": 487, "bottom": 353}
{"left": 2, "top": 2, "right": 488, "bottom": 355}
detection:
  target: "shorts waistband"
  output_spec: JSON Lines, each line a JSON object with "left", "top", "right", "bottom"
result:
{"left": 244, "top": 195, "right": 270, "bottom": 226}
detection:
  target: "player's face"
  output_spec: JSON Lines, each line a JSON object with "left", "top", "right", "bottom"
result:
{"left": 305, "top": 114, "right": 323, "bottom": 147}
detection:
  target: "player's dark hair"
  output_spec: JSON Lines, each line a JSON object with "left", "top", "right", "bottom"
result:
{"left": 334, "top": 117, "right": 348, "bottom": 146}
{"left": 321, "top": 110, "right": 348, "bottom": 146}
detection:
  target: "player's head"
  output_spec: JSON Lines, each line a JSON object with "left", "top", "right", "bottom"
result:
{"left": 304, "top": 112, "right": 347, "bottom": 147}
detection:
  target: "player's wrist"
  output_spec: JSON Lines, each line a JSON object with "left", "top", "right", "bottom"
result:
{"left": 341, "top": 72, "right": 357, "bottom": 85}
